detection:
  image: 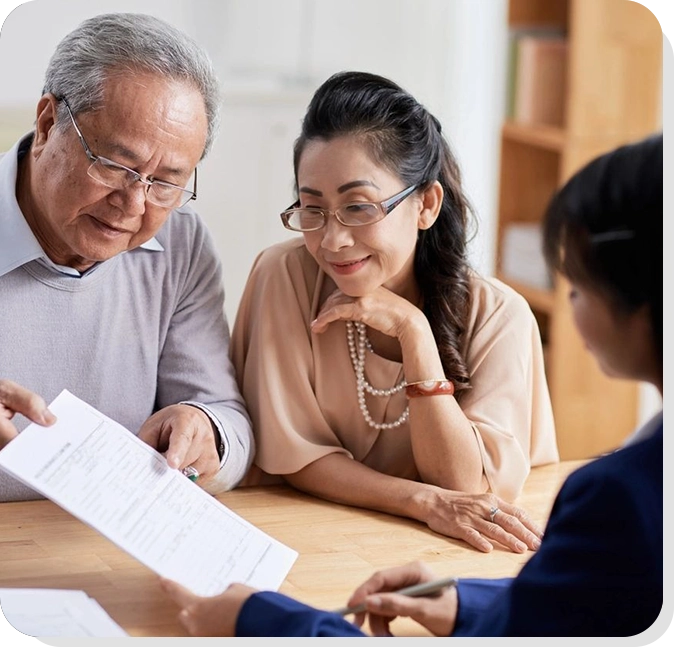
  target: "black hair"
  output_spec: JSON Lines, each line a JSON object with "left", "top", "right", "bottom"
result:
{"left": 543, "top": 134, "right": 663, "bottom": 359}
{"left": 293, "top": 71, "right": 477, "bottom": 389}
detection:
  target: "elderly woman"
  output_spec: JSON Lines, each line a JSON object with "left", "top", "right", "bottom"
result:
{"left": 232, "top": 71, "right": 558, "bottom": 551}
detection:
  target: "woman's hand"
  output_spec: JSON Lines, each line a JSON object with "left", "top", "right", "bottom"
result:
{"left": 423, "top": 489, "right": 543, "bottom": 553}
{"left": 346, "top": 561, "right": 457, "bottom": 637}
{"left": 160, "top": 578, "right": 257, "bottom": 636}
{"left": 311, "top": 287, "right": 425, "bottom": 342}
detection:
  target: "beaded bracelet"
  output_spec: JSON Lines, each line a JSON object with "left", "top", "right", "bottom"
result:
{"left": 405, "top": 379, "right": 455, "bottom": 398}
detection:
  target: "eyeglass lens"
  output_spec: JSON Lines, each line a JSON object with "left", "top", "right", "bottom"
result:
{"left": 88, "top": 158, "right": 194, "bottom": 208}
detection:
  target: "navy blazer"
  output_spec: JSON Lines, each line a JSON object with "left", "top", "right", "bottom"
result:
{"left": 236, "top": 418, "right": 663, "bottom": 637}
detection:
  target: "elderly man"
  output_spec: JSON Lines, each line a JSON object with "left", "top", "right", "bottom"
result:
{"left": 0, "top": 13, "right": 253, "bottom": 500}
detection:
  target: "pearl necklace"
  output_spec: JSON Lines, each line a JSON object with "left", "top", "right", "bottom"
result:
{"left": 346, "top": 321, "right": 409, "bottom": 430}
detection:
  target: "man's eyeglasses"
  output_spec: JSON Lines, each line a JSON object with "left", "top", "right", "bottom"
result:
{"left": 280, "top": 184, "right": 418, "bottom": 232}
{"left": 60, "top": 98, "right": 197, "bottom": 209}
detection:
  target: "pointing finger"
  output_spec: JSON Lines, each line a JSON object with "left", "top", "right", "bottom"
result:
{"left": 0, "top": 380, "right": 56, "bottom": 426}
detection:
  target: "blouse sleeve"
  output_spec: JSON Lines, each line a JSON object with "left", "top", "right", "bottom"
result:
{"left": 230, "top": 242, "right": 353, "bottom": 478}
{"left": 460, "top": 279, "right": 559, "bottom": 501}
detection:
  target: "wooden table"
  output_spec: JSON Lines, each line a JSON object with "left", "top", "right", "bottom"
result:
{"left": 0, "top": 460, "right": 584, "bottom": 636}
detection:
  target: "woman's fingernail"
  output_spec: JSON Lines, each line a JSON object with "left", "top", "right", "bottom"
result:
{"left": 367, "top": 596, "right": 382, "bottom": 609}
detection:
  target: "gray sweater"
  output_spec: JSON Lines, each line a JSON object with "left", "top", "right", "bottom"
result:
{"left": 0, "top": 147, "right": 254, "bottom": 501}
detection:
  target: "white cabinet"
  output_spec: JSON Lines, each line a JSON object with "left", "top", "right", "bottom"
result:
{"left": 197, "top": 89, "right": 312, "bottom": 323}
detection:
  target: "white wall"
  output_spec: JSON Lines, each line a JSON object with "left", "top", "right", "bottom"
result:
{"left": 0, "top": 0, "right": 505, "bottom": 323}
{"left": 440, "top": 0, "right": 508, "bottom": 272}
{"left": 0, "top": 0, "right": 194, "bottom": 106}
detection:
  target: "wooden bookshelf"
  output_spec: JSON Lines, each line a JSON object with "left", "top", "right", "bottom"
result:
{"left": 497, "top": 0, "right": 662, "bottom": 460}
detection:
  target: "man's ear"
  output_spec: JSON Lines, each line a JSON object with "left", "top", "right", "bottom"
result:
{"left": 32, "top": 94, "right": 59, "bottom": 155}
{"left": 417, "top": 180, "right": 443, "bottom": 230}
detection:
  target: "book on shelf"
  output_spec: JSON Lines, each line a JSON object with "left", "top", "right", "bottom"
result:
{"left": 513, "top": 34, "right": 568, "bottom": 128}
{"left": 500, "top": 222, "right": 552, "bottom": 291}
{"left": 505, "top": 27, "right": 567, "bottom": 125}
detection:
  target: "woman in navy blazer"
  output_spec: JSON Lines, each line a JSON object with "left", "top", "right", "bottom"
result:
{"left": 162, "top": 134, "right": 663, "bottom": 638}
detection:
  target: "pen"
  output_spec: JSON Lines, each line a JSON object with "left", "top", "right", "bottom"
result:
{"left": 333, "top": 575, "right": 458, "bottom": 616}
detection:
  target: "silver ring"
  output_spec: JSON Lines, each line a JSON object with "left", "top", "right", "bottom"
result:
{"left": 489, "top": 506, "right": 500, "bottom": 523}
{"left": 181, "top": 465, "right": 200, "bottom": 482}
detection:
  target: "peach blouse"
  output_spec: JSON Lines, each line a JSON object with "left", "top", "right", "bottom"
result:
{"left": 231, "top": 238, "right": 558, "bottom": 500}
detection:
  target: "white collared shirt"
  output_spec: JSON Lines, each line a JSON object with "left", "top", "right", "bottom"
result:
{"left": 622, "top": 409, "right": 663, "bottom": 448}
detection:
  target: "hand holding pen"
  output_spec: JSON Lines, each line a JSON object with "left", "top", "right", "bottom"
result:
{"left": 339, "top": 562, "right": 459, "bottom": 637}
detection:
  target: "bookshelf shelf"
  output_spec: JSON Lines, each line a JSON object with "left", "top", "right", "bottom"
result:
{"left": 502, "top": 121, "right": 564, "bottom": 151}
{"left": 496, "top": 274, "right": 554, "bottom": 315}
{"left": 497, "top": 0, "right": 661, "bottom": 460}
{"left": 508, "top": 0, "right": 569, "bottom": 27}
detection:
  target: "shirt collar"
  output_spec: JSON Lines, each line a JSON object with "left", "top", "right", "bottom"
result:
{"left": 622, "top": 409, "right": 663, "bottom": 447}
{"left": 0, "top": 134, "right": 164, "bottom": 279}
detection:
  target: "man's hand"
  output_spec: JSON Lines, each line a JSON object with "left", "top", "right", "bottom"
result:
{"left": 137, "top": 404, "right": 221, "bottom": 483}
{"left": 160, "top": 578, "right": 257, "bottom": 636}
{"left": 0, "top": 379, "right": 56, "bottom": 449}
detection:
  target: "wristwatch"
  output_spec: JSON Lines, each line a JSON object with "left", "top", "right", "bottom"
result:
{"left": 212, "top": 425, "right": 225, "bottom": 462}
{"left": 181, "top": 402, "right": 225, "bottom": 462}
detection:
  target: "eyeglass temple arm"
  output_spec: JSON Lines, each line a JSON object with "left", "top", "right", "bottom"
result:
{"left": 190, "top": 166, "right": 198, "bottom": 201}
{"left": 60, "top": 97, "right": 97, "bottom": 163}
{"left": 382, "top": 184, "right": 418, "bottom": 213}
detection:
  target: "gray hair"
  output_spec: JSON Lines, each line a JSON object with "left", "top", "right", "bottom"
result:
{"left": 43, "top": 13, "right": 221, "bottom": 158}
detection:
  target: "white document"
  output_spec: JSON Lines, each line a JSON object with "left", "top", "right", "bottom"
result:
{"left": 0, "top": 588, "right": 127, "bottom": 637}
{"left": 0, "top": 390, "right": 298, "bottom": 597}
